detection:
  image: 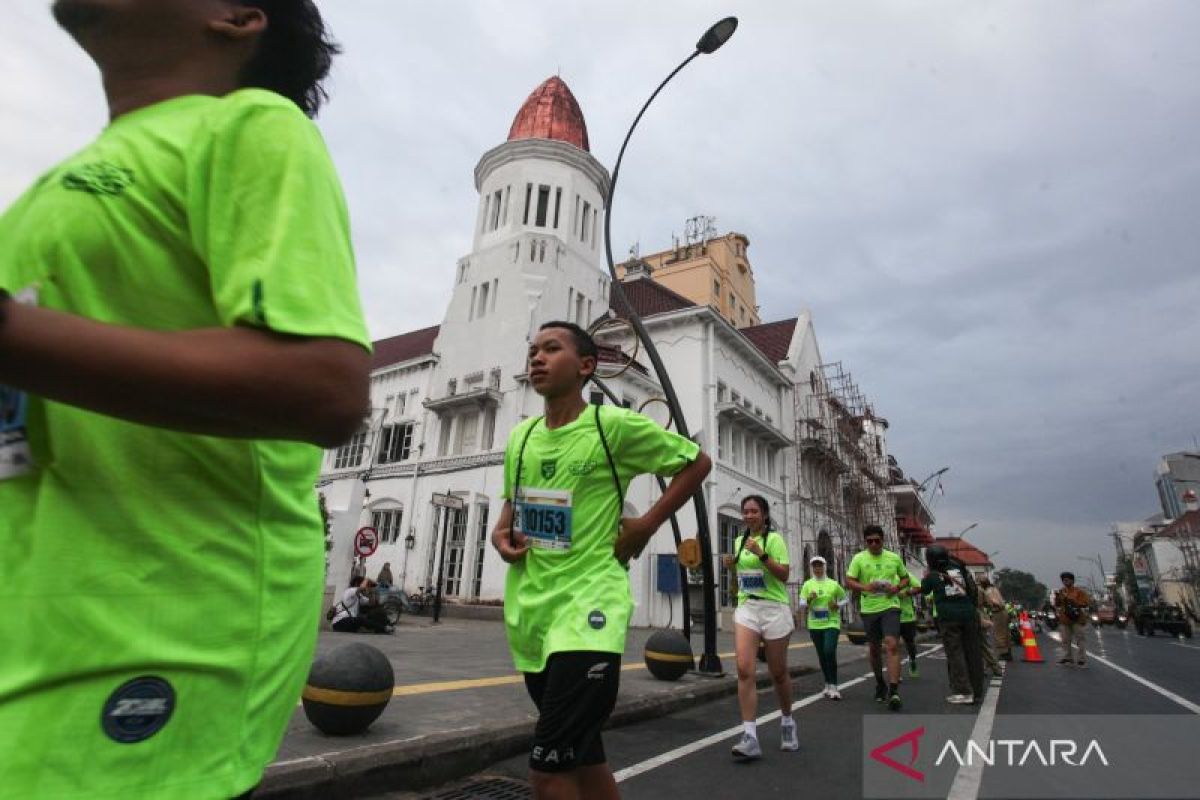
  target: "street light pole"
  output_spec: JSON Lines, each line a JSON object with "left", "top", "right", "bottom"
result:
{"left": 951, "top": 522, "right": 978, "bottom": 538}
{"left": 602, "top": 16, "right": 738, "bottom": 676}
{"left": 916, "top": 466, "right": 950, "bottom": 494}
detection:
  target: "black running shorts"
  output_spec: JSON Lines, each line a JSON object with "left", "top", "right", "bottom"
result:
{"left": 862, "top": 608, "right": 902, "bottom": 644}
{"left": 523, "top": 651, "right": 621, "bottom": 773}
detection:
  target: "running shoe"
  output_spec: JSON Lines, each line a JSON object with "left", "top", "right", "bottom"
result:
{"left": 947, "top": 694, "right": 974, "bottom": 704}
{"left": 888, "top": 689, "right": 903, "bottom": 711}
{"left": 780, "top": 720, "right": 799, "bottom": 752}
{"left": 731, "top": 733, "right": 762, "bottom": 761}
{"left": 1075, "top": 660, "right": 1088, "bottom": 669}
{"left": 829, "top": 687, "right": 843, "bottom": 701}
{"left": 874, "top": 683, "right": 888, "bottom": 703}
{"left": 908, "top": 661, "right": 920, "bottom": 678}
{"left": 1057, "top": 657, "right": 1074, "bottom": 666}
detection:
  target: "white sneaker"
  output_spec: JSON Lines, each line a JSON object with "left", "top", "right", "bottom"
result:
{"left": 731, "top": 732, "right": 762, "bottom": 761}
{"left": 829, "top": 687, "right": 842, "bottom": 700}
{"left": 822, "top": 684, "right": 833, "bottom": 698}
{"left": 780, "top": 720, "right": 799, "bottom": 752}
{"left": 946, "top": 694, "right": 975, "bottom": 704}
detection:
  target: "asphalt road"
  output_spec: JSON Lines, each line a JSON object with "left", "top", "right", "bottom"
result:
{"left": 397, "top": 625, "right": 1200, "bottom": 800}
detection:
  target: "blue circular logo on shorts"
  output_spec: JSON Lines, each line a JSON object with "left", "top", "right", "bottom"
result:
{"left": 101, "top": 676, "right": 175, "bottom": 744}
{"left": 588, "top": 609, "right": 607, "bottom": 630}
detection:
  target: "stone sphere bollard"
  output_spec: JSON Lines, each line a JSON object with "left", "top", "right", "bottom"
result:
{"left": 302, "top": 642, "right": 395, "bottom": 735}
{"left": 643, "top": 629, "right": 694, "bottom": 681}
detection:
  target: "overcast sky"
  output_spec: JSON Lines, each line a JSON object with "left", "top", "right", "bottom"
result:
{"left": 3, "top": 2, "right": 1197, "bottom": 589}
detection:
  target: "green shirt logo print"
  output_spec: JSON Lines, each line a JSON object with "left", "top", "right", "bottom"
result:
{"left": 540, "top": 460, "right": 557, "bottom": 479}
{"left": 61, "top": 162, "right": 135, "bottom": 196}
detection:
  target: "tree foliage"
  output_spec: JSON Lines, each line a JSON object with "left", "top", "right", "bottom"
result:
{"left": 994, "top": 567, "right": 1048, "bottom": 609}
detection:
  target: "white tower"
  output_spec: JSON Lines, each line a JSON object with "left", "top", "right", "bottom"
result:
{"left": 428, "top": 77, "right": 614, "bottom": 446}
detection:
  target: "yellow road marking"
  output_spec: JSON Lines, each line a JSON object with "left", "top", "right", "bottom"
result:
{"left": 303, "top": 686, "right": 394, "bottom": 706}
{"left": 391, "top": 641, "right": 815, "bottom": 695}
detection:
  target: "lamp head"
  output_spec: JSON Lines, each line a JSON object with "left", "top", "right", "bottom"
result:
{"left": 697, "top": 16, "right": 738, "bottom": 54}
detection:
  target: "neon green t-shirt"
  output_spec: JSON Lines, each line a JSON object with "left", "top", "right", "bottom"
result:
{"left": 899, "top": 569, "right": 921, "bottom": 623}
{"left": 846, "top": 549, "right": 909, "bottom": 615}
{"left": 0, "top": 90, "right": 369, "bottom": 799}
{"left": 733, "top": 530, "right": 790, "bottom": 606}
{"left": 798, "top": 576, "right": 846, "bottom": 629}
{"left": 501, "top": 405, "right": 699, "bottom": 672}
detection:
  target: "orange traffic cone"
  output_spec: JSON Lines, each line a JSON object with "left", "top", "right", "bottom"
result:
{"left": 1018, "top": 611, "right": 1044, "bottom": 663}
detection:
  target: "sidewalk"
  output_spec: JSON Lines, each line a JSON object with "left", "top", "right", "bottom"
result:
{"left": 258, "top": 614, "right": 877, "bottom": 799}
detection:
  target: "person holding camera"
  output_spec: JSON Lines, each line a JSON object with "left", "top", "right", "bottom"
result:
{"left": 1054, "top": 572, "right": 1092, "bottom": 667}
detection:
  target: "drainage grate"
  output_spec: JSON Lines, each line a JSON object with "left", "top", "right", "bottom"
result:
{"left": 422, "top": 776, "right": 531, "bottom": 800}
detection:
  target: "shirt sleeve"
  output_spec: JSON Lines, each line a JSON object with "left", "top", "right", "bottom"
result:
{"left": 797, "top": 580, "right": 811, "bottom": 608}
{"left": 846, "top": 554, "right": 862, "bottom": 581}
{"left": 609, "top": 406, "right": 700, "bottom": 479}
{"left": 186, "top": 92, "right": 370, "bottom": 350}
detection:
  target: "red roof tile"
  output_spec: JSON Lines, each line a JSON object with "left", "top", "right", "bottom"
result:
{"left": 610, "top": 277, "right": 696, "bottom": 318}
{"left": 370, "top": 325, "right": 439, "bottom": 370}
{"left": 741, "top": 318, "right": 797, "bottom": 363}
{"left": 932, "top": 537, "right": 993, "bottom": 567}
{"left": 508, "top": 77, "right": 589, "bottom": 152}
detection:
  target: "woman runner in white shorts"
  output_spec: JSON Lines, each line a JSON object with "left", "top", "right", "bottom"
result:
{"left": 722, "top": 495, "right": 797, "bottom": 761}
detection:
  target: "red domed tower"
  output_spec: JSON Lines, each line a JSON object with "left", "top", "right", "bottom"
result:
{"left": 507, "top": 76, "right": 590, "bottom": 152}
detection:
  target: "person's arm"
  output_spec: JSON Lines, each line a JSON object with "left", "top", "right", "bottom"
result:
{"left": 0, "top": 303, "right": 369, "bottom": 447}
{"left": 489, "top": 501, "right": 528, "bottom": 563}
{"left": 740, "top": 532, "right": 790, "bottom": 583}
{"left": 614, "top": 451, "right": 712, "bottom": 562}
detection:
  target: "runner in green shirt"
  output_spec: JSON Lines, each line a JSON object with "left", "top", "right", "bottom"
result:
{"left": 845, "top": 524, "right": 910, "bottom": 710}
{"left": 721, "top": 495, "right": 798, "bottom": 760}
{"left": 899, "top": 568, "right": 923, "bottom": 678}
{"left": 798, "top": 555, "right": 848, "bottom": 699}
{"left": 491, "top": 321, "right": 711, "bottom": 800}
{"left": 0, "top": 4, "right": 369, "bottom": 798}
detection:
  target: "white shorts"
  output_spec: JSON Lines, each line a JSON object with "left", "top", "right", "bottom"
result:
{"left": 734, "top": 599, "right": 795, "bottom": 640}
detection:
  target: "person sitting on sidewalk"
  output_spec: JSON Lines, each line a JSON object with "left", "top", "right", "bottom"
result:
{"left": 331, "top": 578, "right": 392, "bottom": 634}
{"left": 921, "top": 546, "right": 984, "bottom": 704}
{"left": 491, "top": 321, "right": 711, "bottom": 800}
{"left": 798, "top": 555, "right": 848, "bottom": 700}
{"left": 1054, "top": 572, "right": 1091, "bottom": 667}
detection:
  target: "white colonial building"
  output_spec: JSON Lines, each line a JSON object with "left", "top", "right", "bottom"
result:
{"left": 319, "top": 77, "right": 900, "bottom": 628}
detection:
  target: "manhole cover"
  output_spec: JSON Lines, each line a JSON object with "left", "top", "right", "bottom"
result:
{"left": 422, "top": 776, "right": 531, "bottom": 800}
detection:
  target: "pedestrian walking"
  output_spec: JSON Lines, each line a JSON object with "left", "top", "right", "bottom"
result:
{"left": 845, "top": 525, "right": 911, "bottom": 710}
{"left": 798, "top": 555, "right": 848, "bottom": 700}
{"left": 491, "top": 321, "right": 711, "bottom": 800}
{"left": 718, "top": 495, "right": 798, "bottom": 760}
{"left": 1054, "top": 572, "right": 1091, "bottom": 668}
{"left": 0, "top": 3, "right": 369, "bottom": 797}
{"left": 921, "top": 546, "right": 985, "bottom": 704}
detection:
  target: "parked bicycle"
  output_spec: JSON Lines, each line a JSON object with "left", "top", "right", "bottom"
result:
{"left": 408, "top": 585, "right": 438, "bottom": 615}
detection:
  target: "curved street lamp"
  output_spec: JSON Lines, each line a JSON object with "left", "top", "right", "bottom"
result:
{"left": 602, "top": 16, "right": 738, "bottom": 675}
{"left": 916, "top": 466, "right": 950, "bottom": 494}
{"left": 951, "top": 522, "right": 978, "bottom": 538}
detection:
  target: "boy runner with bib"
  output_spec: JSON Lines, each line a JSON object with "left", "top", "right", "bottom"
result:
{"left": 491, "top": 321, "right": 711, "bottom": 800}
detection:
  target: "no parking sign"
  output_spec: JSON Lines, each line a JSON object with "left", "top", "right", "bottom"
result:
{"left": 354, "top": 526, "right": 379, "bottom": 557}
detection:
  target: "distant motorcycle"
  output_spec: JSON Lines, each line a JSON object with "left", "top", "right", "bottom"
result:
{"left": 1043, "top": 613, "right": 1058, "bottom": 631}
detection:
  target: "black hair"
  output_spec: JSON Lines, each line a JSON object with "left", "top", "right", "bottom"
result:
{"left": 1060, "top": 571, "right": 1075, "bottom": 581}
{"left": 538, "top": 320, "right": 598, "bottom": 362}
{"left": 348, "top": 577, "right": 362, "bottom": 588}
{"left": 237, "top": 0, "right": 340, "bottom": 118}
{"left": 863, "top": 524, "right": 884, "bottom": 539}
{"left": 741, "top": 494, "right": 772, "bottom": 531}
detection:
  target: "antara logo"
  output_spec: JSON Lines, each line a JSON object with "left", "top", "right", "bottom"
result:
{"left": 870, "top": 726, "right": 926, "bottom": 782}
{"left": 935, "top": 739, "right": 1109, "bottom": 767}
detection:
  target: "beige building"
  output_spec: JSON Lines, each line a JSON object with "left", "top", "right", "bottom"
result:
{"left": 616, "top": 225, "right": 760, "bottom": 328}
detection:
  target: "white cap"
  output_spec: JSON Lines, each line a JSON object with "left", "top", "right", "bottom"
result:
{"left": 809, "top": 555, "right": 826, "bottom": 565}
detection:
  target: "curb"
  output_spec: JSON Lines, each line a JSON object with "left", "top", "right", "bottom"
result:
{"left": 255, "top": 664, "right": 816, "bottom": 799}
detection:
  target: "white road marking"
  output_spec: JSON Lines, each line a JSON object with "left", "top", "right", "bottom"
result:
{"left": 946, "top": 673, "right": 1003, "bottom": 800}
{"left": 613, "top": 644, "right": 945, "bottom": 784}
{"left": 1048, "top": 631, "right": 1200, "bottom": 714}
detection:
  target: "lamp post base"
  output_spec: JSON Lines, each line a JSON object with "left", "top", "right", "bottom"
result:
{"left": 696, "top": 652, "right": 725, "bottom": 676}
